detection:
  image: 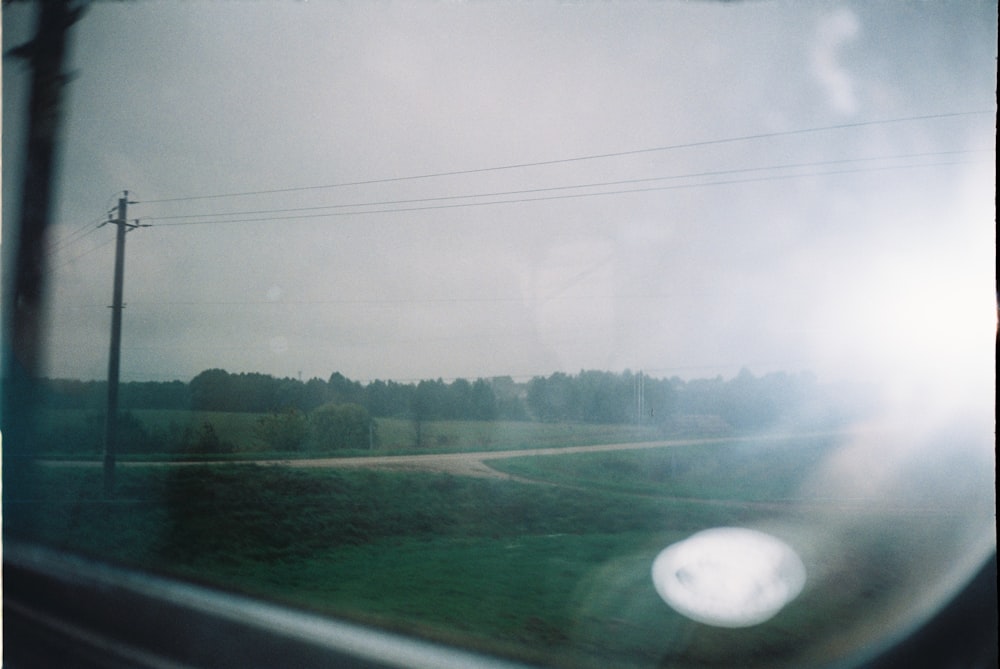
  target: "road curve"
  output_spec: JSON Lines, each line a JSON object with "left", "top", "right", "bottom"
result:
{"left": 248, "top": 434, "right": 797, "bottom": 479}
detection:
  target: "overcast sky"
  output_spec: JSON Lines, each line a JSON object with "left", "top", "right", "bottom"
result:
{"left": 3, "top": 1, "right": 996, "bottom": 406}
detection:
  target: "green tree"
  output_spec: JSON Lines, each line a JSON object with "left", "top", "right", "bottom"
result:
{"left": 302, "top": 377, "right": 330, "bottom": 411}
{"left": 328, "top": 372, "right": 363, "bottom": 405}
{"left": 470, "top": 378, "right": 498, "bottom": 420}
{"left": 527, "top": 372, "right": 577, "bottom": 421}
{"left": 189, "top": 369, "right": 233, "bottom": 411}
{"left": 447, "top": 378, "right": 474, "bottom": 419}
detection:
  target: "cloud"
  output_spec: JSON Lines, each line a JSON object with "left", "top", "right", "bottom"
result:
{"left": 810, "top": 8, "right": 862, "bottom": 116}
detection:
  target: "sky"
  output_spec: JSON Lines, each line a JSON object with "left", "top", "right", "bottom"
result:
{"left": 3, "top": 1, "right": 996, "bottom": 400}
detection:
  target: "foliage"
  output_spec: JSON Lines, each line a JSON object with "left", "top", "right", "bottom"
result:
{"left": 37, "top": 410, "right": 168, "bottom": 455}
{"left": 16, "top": 456, "right": 923, "bottom": 669}
{"left": 309, "top": 402, "right": 374, "bottom": 450}
{"left": 35, "top": 411, "right": 236, "bottom": 456}
{"left": 181, "top": 421, "right": 235, "bottom": 454}
{"left": 255, "top": 409, "right": 308, "bottom": 451}
{"left": 190, "top": 369, "right": 279, "bottom": 412}
{"left": 37, "top": 368, "right": 872, "bottom": 439}
{"left": 328, "top": 372, "right": 364, "bottom": 405}
{"left": 37, "top": 378, "right": 190, "bottom": 411}
{"left": 527, "top": 370, "right": 676, "bottom": 424}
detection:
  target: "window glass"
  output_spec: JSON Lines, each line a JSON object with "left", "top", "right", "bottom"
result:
{"left": 3, "top": 2, "right": 995, "bottom": 668}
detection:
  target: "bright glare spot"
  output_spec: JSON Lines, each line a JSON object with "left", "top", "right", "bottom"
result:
{"left": 651, "top": 527, "right": 806, "bottom": 628}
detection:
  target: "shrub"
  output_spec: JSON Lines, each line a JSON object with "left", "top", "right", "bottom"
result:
{"left": 182, "top": 421, "right": 235, "bottom": 455}
{"left": 309, "top": 402, "right": 374, "bottom": 450}
{"left": 255, "top": 408, "right": 308, "bottom": 451}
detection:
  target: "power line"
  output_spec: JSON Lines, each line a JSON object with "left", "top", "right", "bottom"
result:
{"left": 138, "top": 149, "right": 986, "bottom": 224}
{"left": 45, "top": 218, "right": 104, "bottom": 256}
{"left": 75, "top": 292, "right": 722, "bottom": 310}
{"left": 146, "top": 157, "right": 987, "bottom": 228}
{"left": 135, "top": 111, "right": 992, "bottom": 205}
{"left": 45, "top": 235, "right": 117, "bottom": 275}
{"left": 45, "top": 192, "right": 127, "bottom": 255}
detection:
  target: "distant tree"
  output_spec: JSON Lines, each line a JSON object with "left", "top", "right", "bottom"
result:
{"left": 302, "top": 377, "right": 330, "bottom": 411}
{"left": 274, "top": 378, "right": 307, "bottom": 412}
{"left": 41, "top": 378, "right": 105, "bottom": 410}
{"left": 231, "top": 372, "right": 281, "bottom": 412}
{"left": 576, "top": 370, "right": 628, "bottom": 423}
{"left": 492, "top": 376, "right": 529, "bottom": 420}
{"left": 328, "top": 372, "right": 363, "bottom": 405}
{"left": 409, "top": 380, "right": 442, "bottom": 446}
{"left": 310, "top": 402, "right": 373, "bottom": 450}
{"left": 364, "top": 379, "right": 412, "bottom": 417}
{"left": 420, "top": 379, "right": 451, "bottom": 416}
{"left": 642, "top": 375, "right": 677, "bottom": 423}
{"left": 469, "top": 378, "right": 498, "bottom": 420}
{"left": 447, "top": 378, "right": 474, "bottom": 419}
{"left": 121, "top": 380, "right": 190, "bottom": 410}
{"left": 675, "top": 375, "right": 727, "bottom": 417}
{"left": 189, "top": 369, "right": 233, "bottom": 411}
{"left": 527, "top": 372, "right": 577, "bottom": 421}
{"left": 190, "top": 369, "right": 286, "bottom": 413}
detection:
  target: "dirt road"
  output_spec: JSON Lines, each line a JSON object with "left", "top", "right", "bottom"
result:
{"left": 251, "top": 436, "right": 742, "bottom": 479}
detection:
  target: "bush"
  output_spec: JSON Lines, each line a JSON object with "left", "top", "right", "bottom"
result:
{"left": 39, "top": 411, "right": 165, "bottom": 455}
{"left": 182, "top": 421, "right": 235, "bottom": 455}
{"left": 255, "top": 409, "right": 308, "bottom": 451}
{"left": 309, "top": 402, "right": 374, "bottom": 450}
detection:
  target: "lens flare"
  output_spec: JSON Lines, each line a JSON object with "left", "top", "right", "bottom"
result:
{"left": 651, "top": 527, "right": 806, "bottom": 628}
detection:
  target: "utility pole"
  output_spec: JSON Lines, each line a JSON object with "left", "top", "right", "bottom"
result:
{"left": 103, "top": 192, "right": 140, "bottom": 496}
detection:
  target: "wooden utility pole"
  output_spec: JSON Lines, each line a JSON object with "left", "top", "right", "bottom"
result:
{"left": 103, "top": 192, "right": 137, "bottom": 496}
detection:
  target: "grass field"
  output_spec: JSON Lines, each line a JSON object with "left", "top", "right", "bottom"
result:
{"left": 489, "top": 435, "right": 836, "bottom": 500}
{"left": 11, "top": 430, "right": 963, "bottom": 668}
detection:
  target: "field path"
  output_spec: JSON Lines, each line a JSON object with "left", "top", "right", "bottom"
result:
{"left": 248, "top": 434, "right": 779, "bottom": 479}
{"left": 59, "top": 431, "right": 940, "bottom": 513}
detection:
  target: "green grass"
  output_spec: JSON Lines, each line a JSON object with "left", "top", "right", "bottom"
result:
{"left": 8, "top": 432, "right": 945, "bottom": 669}
{"left": 11, "top": 463, "right": 753, "bottom": 668}
{"left": 489, "top": 435, "right": 838, "bottom": 500}
{"left": 375, "top": 417, "right": 664, "bottom": 452}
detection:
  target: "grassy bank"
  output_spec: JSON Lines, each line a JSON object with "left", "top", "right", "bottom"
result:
{"left": 489, "top": 435, "right": 837, "bottom": 500}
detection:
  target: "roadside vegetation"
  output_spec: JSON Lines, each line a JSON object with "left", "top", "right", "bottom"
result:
{"left": 33, "top": 367, "right": 872, "bottom": 460}
{"left": 17, "top": 369, "right": 893, "bottom": 667}
{"left": 15, "top": 431, "right": 927, "bottom": 669}
{"left": 35, "top": 409, "right": 681, "bottom": 460}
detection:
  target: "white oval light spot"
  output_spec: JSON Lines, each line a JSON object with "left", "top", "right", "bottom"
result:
{"left": 651, "top": 527, "right": 806, "bottom": 628}
{"left": 269, "top": 336, "right": 289, "bottom": 354}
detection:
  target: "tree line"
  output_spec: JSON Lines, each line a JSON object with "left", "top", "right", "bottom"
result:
{"left": 39, "top": 367, "right": 868, "bottom": 432}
